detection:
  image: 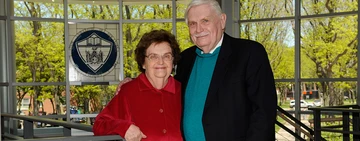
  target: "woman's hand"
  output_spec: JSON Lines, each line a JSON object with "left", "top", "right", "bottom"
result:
{"left": 124, "top": 124, "right": 147, "bottom": 141}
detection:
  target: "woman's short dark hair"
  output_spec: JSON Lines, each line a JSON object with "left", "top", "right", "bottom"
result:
{"left": 135, "top": 29, "right": 181, "bottom": 73}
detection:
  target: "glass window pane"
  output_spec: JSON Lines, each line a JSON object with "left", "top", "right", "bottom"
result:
{"left": 14, "top": 0, "right": 64, "bottom": 18}
{"left": 70, "top": 85, "right": 117, "bottom": 125}
{"left": 176, "top": 22, "right": 193, "bottom": 51}
{"left": 16, "top": 85, "right": 66, "bottom": 129}
{"left": 278, "top": 81, "right": 356, "bottom": 109}
{"left": 240, "top": 21, "right": 295, "bottom": 79}
{"left": 239, "top": 0, "right": 294, "bottom": 20}
{"left": 277, "top": 81, "right": 295, "bottom": 108}
{"left": 68, "top": 3, "right": 119, "bottom": 20}
{"left": 300, "top": 81, "right": 356, "bottom": 107}
{"left": 176, "top": 2, "right": 187, "bottom": 19}
{"left": 301, "top": 16, "right": 358, "bottom": 78}
{"left": 301, "top": 0, "right": 357, "bottom": 16}
{"left": 278, "top": 80, "right": 357, "bottom": 140}
{"left": 16, "top": 85, "right": 66, "bottom": 116}
{"left": 15, "top": 21, "right": 65, "bottom": 82}
{"left": 122, "top": 4, "right": 172, "bottom": 20}
{"left": 122, "top": 23, "right": 172, "bottom": 78}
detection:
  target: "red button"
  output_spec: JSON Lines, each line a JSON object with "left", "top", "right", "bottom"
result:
{"left": 162, "top": 129, "right": 167, "bottom": 134}
{"left": 159, "top": 109, "right": 164, "bottom": 113}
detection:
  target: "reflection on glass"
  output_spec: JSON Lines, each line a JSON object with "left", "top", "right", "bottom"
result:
{"left": 301, "top": 16, "right": 358, "bottom": 78}
{"left": 14, "top": 1, "right": 64, "bottom": 18}
{"left": 122, "top": 23, "right": 172, "bottom": 78}
{"left": 122, "top": 4, "right": 172, "bottom": 20}
{"left": 15, "top": 21, "right": 65, "bottom": 82}
{"left": 301, "top": 0, "right": 357, "bottom": 15}
{"left": 240, "top": 21, "right": 295, "bottom": 79}
{"left": 239, "top": 0, "right": 294, "bottom": 20}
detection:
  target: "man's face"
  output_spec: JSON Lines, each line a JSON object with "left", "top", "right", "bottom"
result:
{"left": 187, "top": 4, "right": 226, "bottom": 53}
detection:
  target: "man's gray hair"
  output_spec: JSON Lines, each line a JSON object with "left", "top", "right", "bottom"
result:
{"left": 185, "top": 0, "right": 223, "bottom": 25}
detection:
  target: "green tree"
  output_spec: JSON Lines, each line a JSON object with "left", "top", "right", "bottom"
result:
{"left": 14, "top": 2, "right": 65, "bottom": 115}
{"left": 240, "top": 0, "right": 295, "bottom": 105}
{"left": 300, "top": 0, "right": 357, "bottom": 106}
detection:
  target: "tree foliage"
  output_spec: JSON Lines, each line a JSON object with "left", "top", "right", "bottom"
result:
{"left": 240, "top": 0, "right": 358, "bottom": 106}
{"left": 300, "top": 0, "right": 357, "bottom": 106}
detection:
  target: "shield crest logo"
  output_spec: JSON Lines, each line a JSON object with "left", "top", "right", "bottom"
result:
{"left": 70, "top": 29, "right": 117, "bottom": 76}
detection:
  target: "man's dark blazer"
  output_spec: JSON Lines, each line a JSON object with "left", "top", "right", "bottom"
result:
{"left": 175, "top": 33, "right": 277, "bottom": 141}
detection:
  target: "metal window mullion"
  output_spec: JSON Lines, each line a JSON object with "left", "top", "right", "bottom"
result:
{"left": 222, "top": 0, "right": 234, "bottom": 37}
{"left": 7, "top": 0, "right": 17, "bottom": 135}
{"left": 239, "top": 11, "right": 357, "bottom": 24}
{"left": 357, "top": 0, "right": 360, "bottom": 107}
{"left": 172, "top": 0, "right": 176, "bottom": 37}
{"left": 12, "top": 82, "right": 66, "bottom": 86}
{"left": 64, "top": 0, "right": 71, "bottom": 132}
{"left": 68, "top": 19, "right": 173, "bottom": 24}
{"left": 11, "top": 17, "right": 63, "bottom": 22}
{"left": 68, "top": 19, "right": 119, "bottom": 24}
{"left": 119, "top": 0, "right": 124, "bottom": 80}
{"left": 122, "top": 19, "right": 172, "bottom": 23}
{"left": 294, "top": 0, "right": 302, "bottom": 140}
{"left": 233, "top": 0, "right": 239, "bottom": 38}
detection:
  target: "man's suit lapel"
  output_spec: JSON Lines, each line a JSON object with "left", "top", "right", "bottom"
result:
{"left": 204, "top": 33, "right": 233, "bottom": 111}
{"left": 180, "top": 47, "right": 197, "bottom": 95}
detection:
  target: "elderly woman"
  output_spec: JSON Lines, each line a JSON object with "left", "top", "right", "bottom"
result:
{"left": 93, "top": 29, "right": 183, "bottom": 141}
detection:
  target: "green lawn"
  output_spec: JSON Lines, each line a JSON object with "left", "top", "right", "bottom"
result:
{"left": 278, "top": 100, "right": 290, "bottom": 109}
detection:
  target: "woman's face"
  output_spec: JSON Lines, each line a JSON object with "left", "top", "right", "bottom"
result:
{"left": 143, "top": 42, "right": 173, "bottom": 80}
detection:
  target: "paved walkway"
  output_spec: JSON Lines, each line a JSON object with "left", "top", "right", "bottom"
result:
{"left": 276, "top": 119, "right": 312, "bottom": 141}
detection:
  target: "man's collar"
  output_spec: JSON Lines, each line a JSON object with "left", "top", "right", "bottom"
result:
{"left": 201, "top": 33, "right": 224, "bottom": 54}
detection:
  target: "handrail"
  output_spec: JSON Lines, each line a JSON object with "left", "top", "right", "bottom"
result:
{"left": 275, "top": 120, "right": 306, "bottom": 141}
{"left": 277, "top": 106, "right": 314, "bottom": 133}
{"left": 309, "top": 105, "right": 360, "bottom": 141}
{"left": 276, "top": 106, "right": 317, "bottom": 141}
{"left": 2, "top": 113, "right": 92, "bottom": 131}
{"left": 1, "top": 113, "right": 124, "bottom": 141}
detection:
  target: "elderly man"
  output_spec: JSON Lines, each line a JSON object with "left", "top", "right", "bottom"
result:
{"left": 174, "top": 0, "right": 277, "bottom": 140}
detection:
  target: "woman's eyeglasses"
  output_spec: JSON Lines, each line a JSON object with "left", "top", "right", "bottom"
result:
{"left": 146, "top": 53, "right": 173, "bottom": 62}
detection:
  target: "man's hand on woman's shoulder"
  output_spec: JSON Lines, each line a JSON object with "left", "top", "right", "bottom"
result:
{"left": 115, "top": 77, "right": 133, "bottom": 95}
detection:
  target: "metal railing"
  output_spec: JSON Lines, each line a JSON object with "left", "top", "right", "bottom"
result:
{"left": 1, "top": 113, "right": 124, "bottom": 141}
{"left": 276, "top": 106, "right": 320, "bottom": 141}
{"left": 309, "top": 105, "right": 360, "bottom": 141}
